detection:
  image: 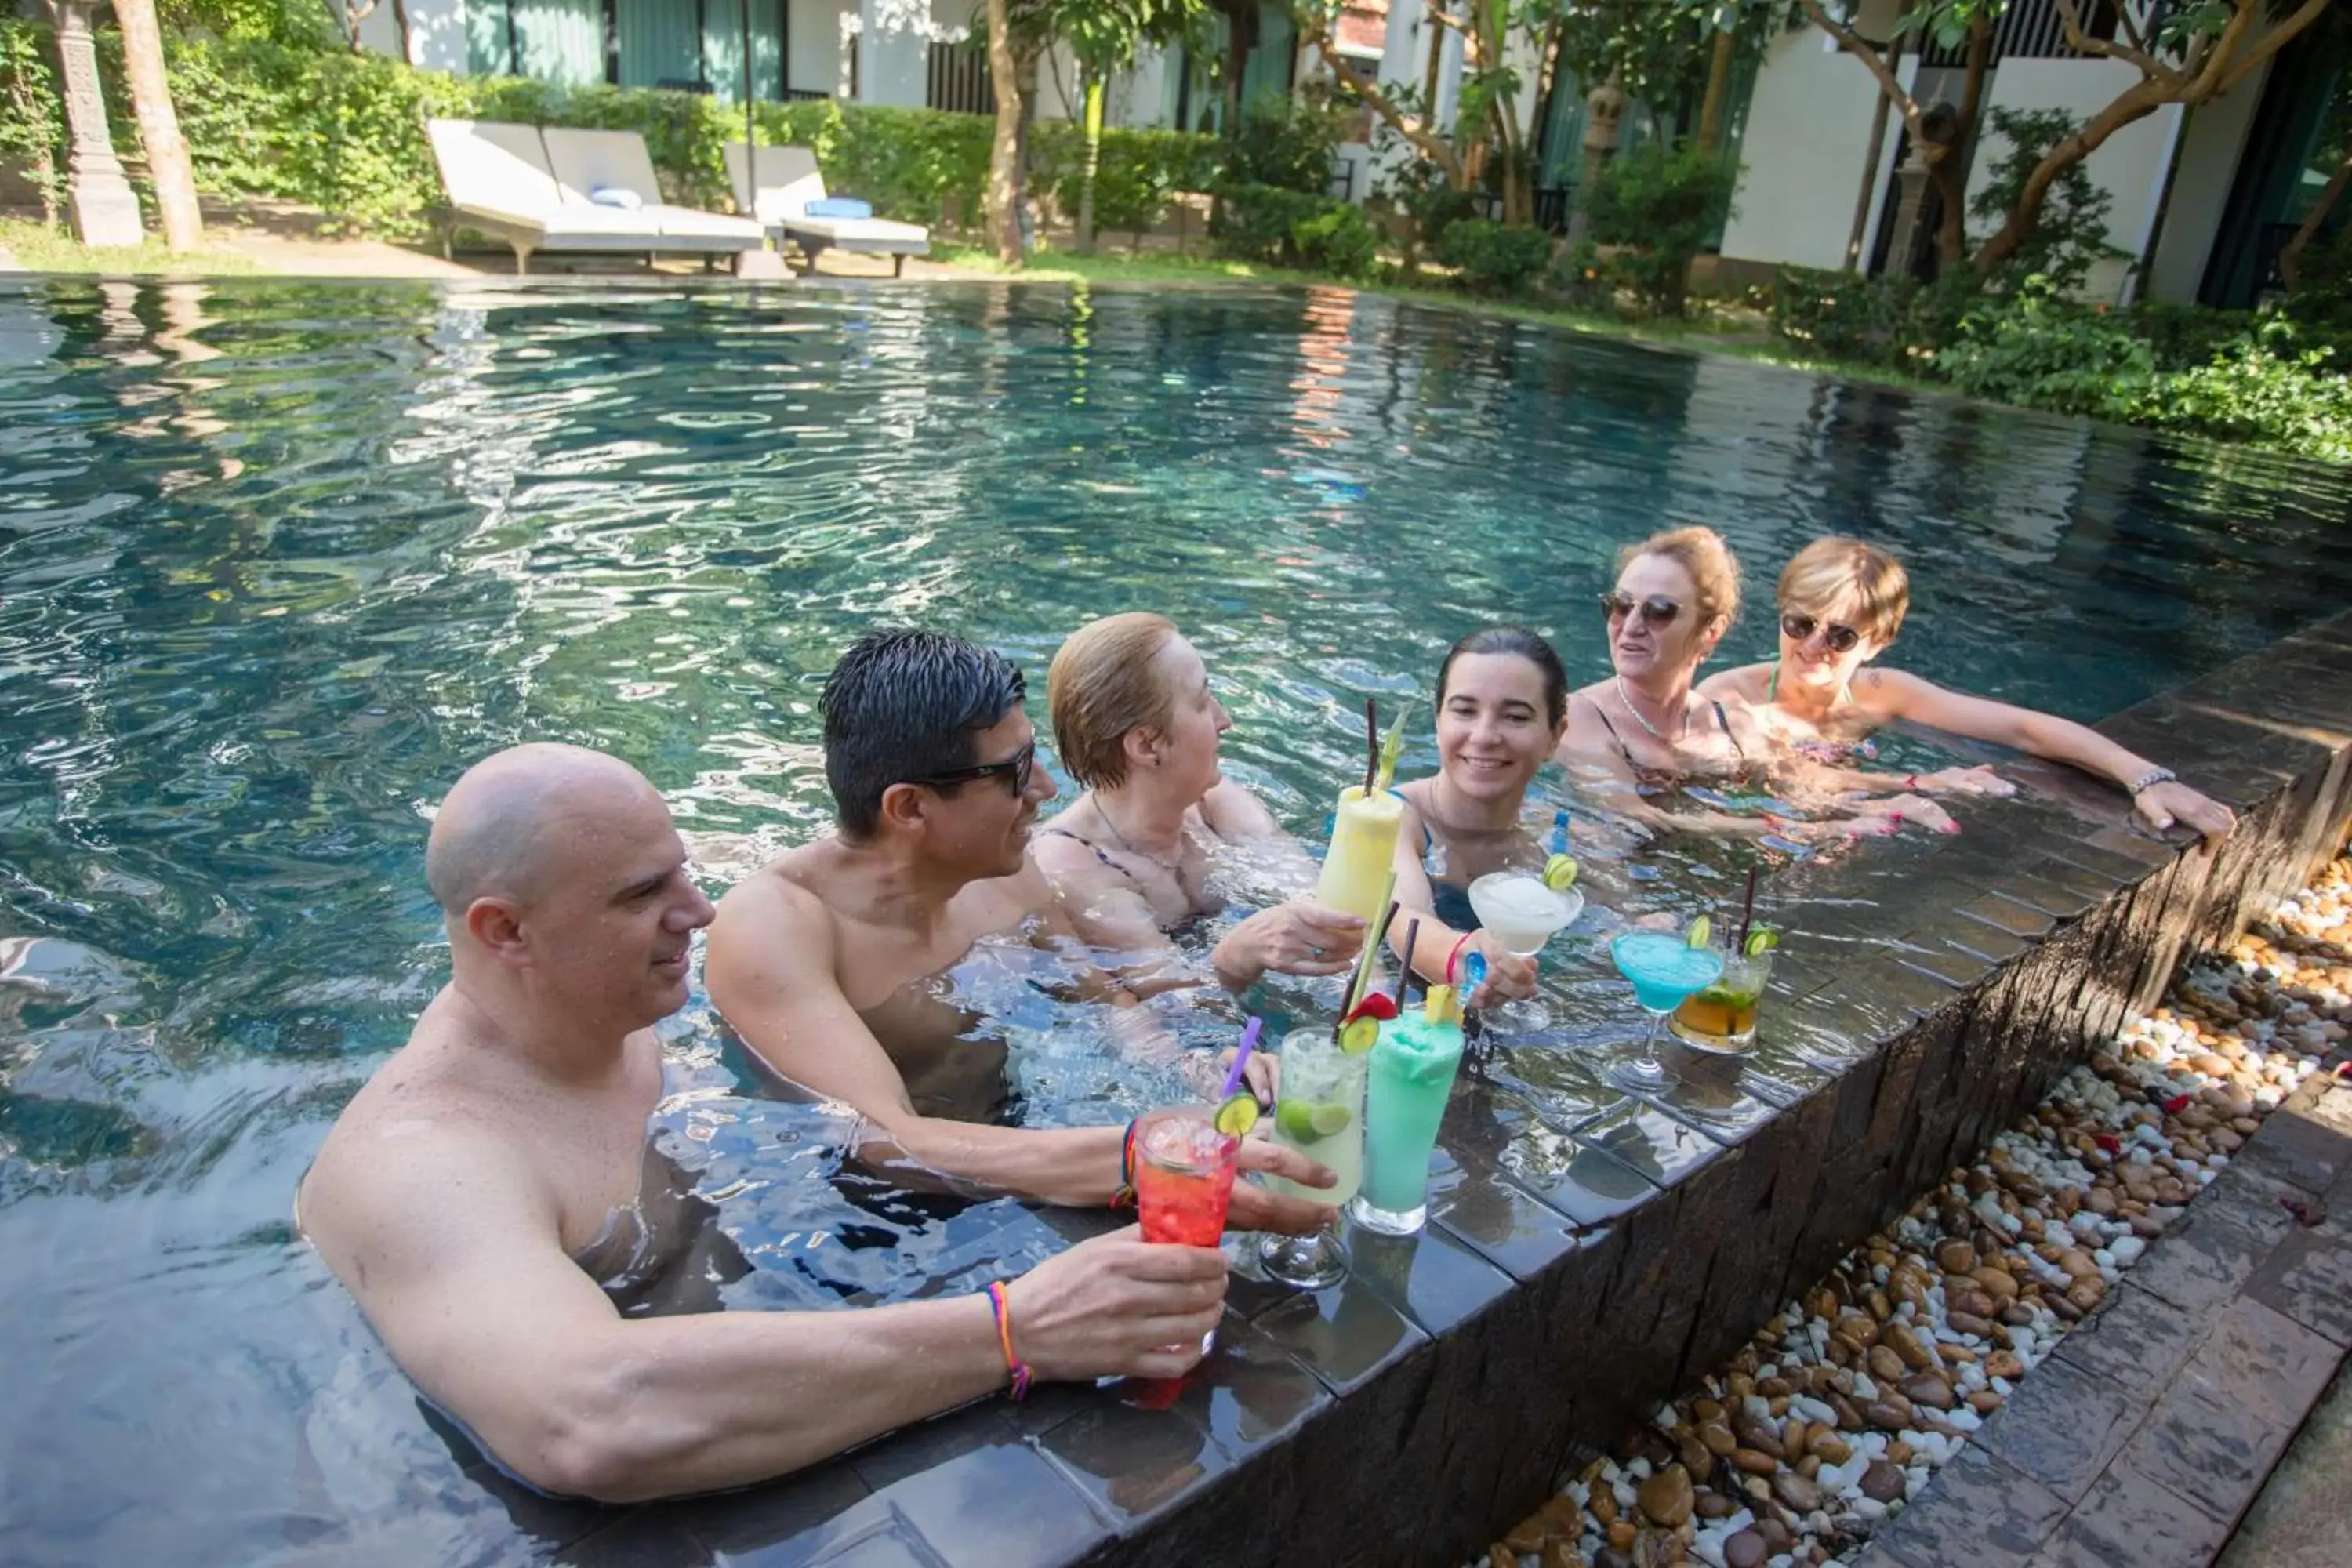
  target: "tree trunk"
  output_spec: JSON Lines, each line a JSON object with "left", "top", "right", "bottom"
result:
{"left": 113, "top": 0, "right": 201, "bottom": 252}
{"left": 1932, "top": 15, "right": 1992, "bottom": 268}
{"left": 2280, "top": 152, "right": 2351, "bottom": 291}
{"left": 1076, "top": 67, "right": 1104, "bottom": 254}
{"left": 1972, "top": 78, "right": 2168, "bottom": 275}
{"left": 1223, "top": 20, "right": 1245, "bottom": 132}
{"left": 984, "top": 0, "right": 1024, "bottom": 264}
{"left": 1697, "top": 27, "right": 1736, "bottom": 153}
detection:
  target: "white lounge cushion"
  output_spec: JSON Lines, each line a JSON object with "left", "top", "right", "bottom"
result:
{"left": 724, "top": 141, "right": 929, "bottom": 253}
{"left": 647, "top": 204, "right": 765, "bottom": 242}
{"left": 783, "top": 215, "right": 931, "bottom": 252}
{"left": 427, "top": 119, "right": 563, "bottom": 219}
{"left": 542, "top": 126, "right": 666, "bottom": 210}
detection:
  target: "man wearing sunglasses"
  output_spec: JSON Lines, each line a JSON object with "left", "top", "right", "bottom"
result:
{"left": 706, "top": 628, "right": 1337, "bottom": 1227}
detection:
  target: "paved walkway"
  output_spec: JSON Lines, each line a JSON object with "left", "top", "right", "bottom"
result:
{"left": 1854, "top": 1070, "right": 2352, "bottom": 1568}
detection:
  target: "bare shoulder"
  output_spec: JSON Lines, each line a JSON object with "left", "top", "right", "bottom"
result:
{"left": 710, "top": 850, "right": 837, "bottom": 946}
{"left": 1698, "top": 662, "right": 1769, "bottom": 704}
{"left": 1852, "top": 665, "right": 1935, "bottom": 715}
{"left": 1557, "top": 687, "right": 1611, "bottom": 757}
{"left": 1198, "top": 779, "right": 1278, "bottom": 840}
{"left": 1029, "top": 813, "right": 1096, "bottom": 880}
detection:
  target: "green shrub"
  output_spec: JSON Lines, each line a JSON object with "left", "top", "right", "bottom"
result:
{"left": 1036, "top": 125, "right": 1217, "bottom": 239}
{"left": 2128, "top": 316, "right": 2352, "bottom": 463}
{"left": 1769, "top": 265, "right": 1975, "bottom": 371}
{"left": 1, "top": 19, "right": 64, "bottom": 221}
{"left": 1544, "top": 238, "right": 1615, "bottom": 313}
{"left": 1584, "top": 145, "right": 1738, "bottom": 317}
{"left": 1209, "top": 181, "right": 1322, "bottom": 263}
{"left": 1435, "top": 217, "right": 1551, "bottom": 297}
{"left": 1220, "top": 93, "right": 1342, "bottom": 195}
{"left": 1290, "top": 201, "right": 1379, "bottom": 278}
{"left": 1936, "top": 276, "right": 2153, "bottom": 417}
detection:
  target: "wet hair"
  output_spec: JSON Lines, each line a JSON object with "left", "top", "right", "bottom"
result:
{"left": 1049, "top": 612, "right": 1180, "bottom": 790}
{"left": 821, "top": 628, "right": 1027, "bottom": 838}
{"left": 1617, "top": 525, "right": 1742, "bottom": 630}
{"left": 1779, "top": 536, "right": 1910, "bottom": 646}
{"left": 1436, "top": 626, "right": 1570, "bottom": 729}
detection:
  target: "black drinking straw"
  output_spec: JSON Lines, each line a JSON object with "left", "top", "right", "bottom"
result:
{"left": 1361, "top": 698, "right": 1379, "bottom": 796}
{"left": 1337, "top": 896, "right": 1405, "bottom": 1040}
{"left": 1737, "top": 866, "right": 1759, "bottom": 952}
{"left": 1393, "top": 918, "right": 1421, "bottom": 1011}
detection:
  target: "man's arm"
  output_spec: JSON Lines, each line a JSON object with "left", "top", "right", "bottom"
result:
{"left": 303, "top": 1125, "right": 1228, "bottom": 1502}
{"left": 706, "top": 873, "right": 1132, "bottom": 1207}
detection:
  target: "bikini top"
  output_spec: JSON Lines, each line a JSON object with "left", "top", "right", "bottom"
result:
{"left": 1590, "top": 699, "right": 1756, "bottom": 796}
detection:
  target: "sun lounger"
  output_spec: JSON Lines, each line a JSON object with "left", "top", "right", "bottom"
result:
{"left": 425, "top": 119, "right": 761, "bottom": 274}
{"left": 541, "top": 127, "right": 765, "bottom": 255}
{"left": 724, "top": 143, "right": 931, "bottom": 276}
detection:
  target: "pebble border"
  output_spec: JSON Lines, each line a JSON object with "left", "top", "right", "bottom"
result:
{"left": 1480, "top": 856, "right": 2352, "bottom": 1568}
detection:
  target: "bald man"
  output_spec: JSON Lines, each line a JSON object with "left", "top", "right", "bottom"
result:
{"left": 296, "top": 743, "right": 1229, "bottom": 1503}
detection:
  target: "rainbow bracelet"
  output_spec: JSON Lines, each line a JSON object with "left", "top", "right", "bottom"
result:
{"left": 1110, "top": 1117, "right": 1140, "bottom": 1210}
{"left": 985, "top": 1280, "right": 1033, "bottom": 1400}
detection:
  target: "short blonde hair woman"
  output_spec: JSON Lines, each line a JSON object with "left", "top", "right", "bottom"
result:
{"left": 1036, "top": 613, "right": 1368, "bottom": 993}
{"left": 1700, "top": 538, "right": 2236, "bottom": 840}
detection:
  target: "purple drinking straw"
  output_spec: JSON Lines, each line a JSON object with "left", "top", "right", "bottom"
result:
{"left": 1220, "top": 1016, "right": 1265, "bottom": 1098}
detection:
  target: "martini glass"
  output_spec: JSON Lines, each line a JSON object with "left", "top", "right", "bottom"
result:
{"left": 1608, "top": 931, "right": 1724, "bottom": 1094}
{"left": 1465, "top": 871, "right": 1584, "bottom": 1032}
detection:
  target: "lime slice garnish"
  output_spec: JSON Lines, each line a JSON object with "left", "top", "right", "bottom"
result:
{"left": 1687, "top": 914, "right": 1713, "bottom": 949}
{"left": 1543, "top": 853, "right": 1579, "bottom": 892}
{"left": 1338, "top": 1015, "right": 1381, "bottom": 1054}
{"left": 1308, "top": 1102, "right": 1352, "bottom": 1137}
{"left": 1744, "top": 927, "right": 1780, "bottom": 956}
{"left": 1214, "top": 1093, "right": 1260, "bottom": 1137}
{"left": 1275, "top": 1100, "right": 1323, "bottom": 1143}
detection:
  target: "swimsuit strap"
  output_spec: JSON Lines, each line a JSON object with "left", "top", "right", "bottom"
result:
{"left": 1766, "top": 658, "right": 1779, "bottom": 702}
{"left": 1712, "top": 700, "right": 1748, "bottom": 764}
{"left": 1588, "top": 702, "right": 1673, "bottom": 793}
{"left": 1589, "top": 703, "right": 1642, "bottom": 771}
{"left": 1036, "top": 826, "right": 1144, "bottom": 886}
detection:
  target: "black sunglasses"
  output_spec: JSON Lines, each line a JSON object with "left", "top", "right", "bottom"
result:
{"left": 1780, "top": 612, "right": 1863, "bottom": 655}
{"left": 1599, "top": 591, "right": 1682, "bottom": 627}
{"left": 906, "top": 740, "right": 1035, "bottom": 797}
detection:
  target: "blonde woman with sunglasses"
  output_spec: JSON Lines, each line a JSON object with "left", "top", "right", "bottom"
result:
{"left": 1700, "top": 538, "right": 2236, "bottom": 842}
{"left": 1556, "top": 527, "right": 1882, "bottom": 844}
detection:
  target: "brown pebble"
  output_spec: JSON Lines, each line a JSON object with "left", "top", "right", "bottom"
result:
{"left": 1886, "top": 1323, "right": 1933, "bottom": 1372}
{"left": 1757, "top": 1376, "right": 1795, "bottom": 1399}
{"left": 1677, "top": 1432, "right": 1713, "bottom": 1478}
{"left": 1724, "top": 1530, "right": 1767, "bottom": 1568}
{"left": 1698, "top": 1421, "right": 1737, "bottom": 1457}
{"left": 1868, "top": 1288, "right": 1893, "bottom": 1320}
{"left": 1692, "top": 1399, "right": 1725, "bottom": 1422}
{"left": 1795, "top": 1453, "right": 1821, "bottom": 1481}
{"left": 1865, "top": 1399, "right": 1913, "bottom": 1432}
{"left": 1828, "top": 1393, "right": 1864, "bottom": 1430}
{"left": 1757, "top": 1517, "right": 1795, "bottom": 1552}
{"left": 2001, "top": 1301, "right": 2038, "bottom": 1327}
{"left": 1505, "top": 1517, "right": 1549, "bottom": 1554}
{"left": 1731, "top": 1447, "right": 1777, "bottom": 1475}
{"left": 1985, "top": 1350, "right": 2025, "bottom": 1381}
{"left": 1935, "top": 1239, "right": 1976, "bottom": 1274}
{"left": 1887, "top": 1439, "right": 1914, "bottom": 1465}
{"left": 1809, "top": 1430, "right": 1851, "bottom": 1465}
{"left": 1542, "top": 1543, "right": 1584, "bottom": 1568}
{"left": 1490, "top": 1545, "right": 1516, "bottom": 1568}
{"left": 1900, "top": 1374, "right": 1956, "bottom": 1411}
{"left": 1835, "top": 1314, "right": 1878, "bottom": 1348}
{"left": 1608, "top": 1518, "right": 1636, "bottom": 1552}
{"left": 1971, "top": 1265, "right": 2020, "bottom": 1301}
{"left": 1693, "top": 1490, "right": 1734, "bottom": 1521}
{"left": 1948, "top": 1309, "right": 1996, "bottom": 1338}
{"left": 1771, "top": 1471, "right": 1822, "bottom": 1515}
{"left": 1860, "top": 1458, "right": 1906, "bottom": 1503}
{"left": 1781, "top": 1418, "right": 1809, "bottom": 1458}
{"left": 1639, "top": 1464, "right": 1694, "bottom": 1530}
{"left": 1591, "top": 1486, "right": 1617, "bottom": 1526}
{"left": 1969, "top": 1389, "right": 2005, "bottom": 1414}
{"left": 1866, "top": 1345, "right": 1905, "bottom": 1382}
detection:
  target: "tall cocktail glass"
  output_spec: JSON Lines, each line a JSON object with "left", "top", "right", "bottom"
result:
{"left": 1316, "top": 786, "right": 1405, "bottom": 927}
{"left": 1608, "top": 931, "right": 1724, "bottom": 1094}
{"left": 1350, "top": 1011, "right": 1467, "bottom": 1235}
{"left": 1257, "top": 1027, "right": 1368, "bottom": 1288}
{"left": 1134, "top": 1105, "right": 1240, "bottom": 1353}
{"left": 1465, "top": 870, "right": 1584, "bottom": 1032}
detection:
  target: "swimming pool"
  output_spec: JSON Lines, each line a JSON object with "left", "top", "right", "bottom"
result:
{"left": 2, "top": 276, "right": 2348, "bottom": 1563}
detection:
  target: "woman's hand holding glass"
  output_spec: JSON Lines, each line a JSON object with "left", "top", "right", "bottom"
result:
{"left": 1460, "top": 931, "right": 1537, "bottom": 1008}
{"left": 1212, "top": 900, "right": 1366, "bottom": 987}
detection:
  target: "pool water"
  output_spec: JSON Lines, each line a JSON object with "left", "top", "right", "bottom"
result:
{"left": 2, "top": 275, "right": 2349, "bottom": 1563}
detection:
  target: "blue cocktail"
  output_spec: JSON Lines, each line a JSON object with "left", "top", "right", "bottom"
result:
{"left": 1609, "top": 931, "right": 1725, "bottom": 1092}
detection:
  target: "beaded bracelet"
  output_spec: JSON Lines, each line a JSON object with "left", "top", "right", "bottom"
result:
{"left": 1110, "top": 1117, "right": 1140, "bottom": 1210}
{"left": 984, "top": 1281, "right": 1033, "bottom": 1400}
{"left": 2129, "top": 767, "right": 2177, "bottom": 797}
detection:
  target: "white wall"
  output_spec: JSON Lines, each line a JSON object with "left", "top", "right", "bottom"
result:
{"left": 792, "top": 0, "right": 856, "bottom": 96}
{"left": 400, "top": 0, "right": 470, "bottom": 73}
{"left": 856, "top": 0, "right": 931, "bottom": 106}
{"left": 2145, "top": 59, "right": 2270, "bottom": 304}
{"left": 1720, "top": 30, "right": 1898, "bottom": 272}
{"left": 1965, "top": 59, "right": 2182, "bottom": 304}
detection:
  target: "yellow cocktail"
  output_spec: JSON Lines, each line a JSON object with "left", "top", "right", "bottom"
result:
{"left": 1316, "top": 786, "right": 1404, "bottom": 926}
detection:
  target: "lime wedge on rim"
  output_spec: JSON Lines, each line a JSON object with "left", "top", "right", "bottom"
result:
{"left": 1744, "top": 927, "right": 1780, "bottom": 956}
{"left": 1542, "top": 852, "right": 1579, "bottom": 892}
{"left": 1687, "top": 914, "right": 1713, "bottom": 949}
{"left": 1338, "top": 1014, "right": 1381, "bottom": 1054}
{"left": 1214, "top": 1093, "right": 1260, "bottom": 1137}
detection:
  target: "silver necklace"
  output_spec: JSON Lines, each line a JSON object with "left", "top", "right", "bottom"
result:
{"left": 1091, "top": 794, "right": 1185, "bottom": 875}
{"left": 1615, "top": 677, "right": 1689, "bottom": 744}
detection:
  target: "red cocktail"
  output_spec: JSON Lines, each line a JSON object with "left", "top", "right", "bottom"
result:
{"left": 1134, "top": 1106, "right": 1240, "bottom": 1246}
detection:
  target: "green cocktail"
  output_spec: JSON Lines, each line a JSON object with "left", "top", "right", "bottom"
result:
{"left": 1350, "top": 1010, "right": 1467, "bottom": 1235}
{"left": 1258, "top": 1026, "right": 1369, "bottom": 1288}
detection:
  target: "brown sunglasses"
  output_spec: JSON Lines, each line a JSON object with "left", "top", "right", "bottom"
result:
{"left": 1599, "top": 591, "right": 1682, "bottom": 627}
{"left": 1780, "top": 612, "right": 1863, "bottom": 654}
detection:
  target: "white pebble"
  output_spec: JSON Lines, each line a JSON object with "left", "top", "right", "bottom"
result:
{"left": 2111, "top": 1236, "right": 2146, "bottom": 1265}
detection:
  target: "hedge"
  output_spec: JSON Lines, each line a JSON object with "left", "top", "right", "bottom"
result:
{"left": 0, "top": 20, "right": 1219, "bottom": 244}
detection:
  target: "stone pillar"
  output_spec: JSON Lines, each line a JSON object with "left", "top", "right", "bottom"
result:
{"left": 1565, "top": 72, "right": 1626, "bottom": 248}
{"left": 46, "top": 0, "right": 144, "bottom": 249}
{"left": 1881, "top": 101, "right": 1958, "bottom": 279}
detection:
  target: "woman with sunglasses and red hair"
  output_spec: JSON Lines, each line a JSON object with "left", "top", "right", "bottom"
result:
{"left": 1700, "top": 538, "right": 2235, "bottom": 841}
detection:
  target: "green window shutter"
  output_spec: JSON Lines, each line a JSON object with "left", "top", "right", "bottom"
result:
{"left": 1240, "top": 1, "right": 1293, "bottom": 113}
{"left": 467, "top": 0, "right": 514, "bottom": 75}
{"left": 617, "top": 0, "right": 701, "bottom": 89}
{"left": 514, "top": 0, "right": 604, "bottom": 87}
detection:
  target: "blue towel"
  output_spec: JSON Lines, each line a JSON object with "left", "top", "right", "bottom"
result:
{"left": 804, "top": 197, "right": 873, "bottom": 220}
{"left": 587, "top": 186, "right": 644, "bottom": 210}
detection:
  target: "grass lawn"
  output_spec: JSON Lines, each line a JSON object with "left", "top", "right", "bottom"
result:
{"left": 933, "top": 241, "right": 1939, "bottom": 394}
{"left": 1, "top": 216, "right": 262, "bottom": 276}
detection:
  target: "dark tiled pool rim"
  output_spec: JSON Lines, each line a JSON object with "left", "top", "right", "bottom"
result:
{"left": 526, "top": 608, "right": 2352, "bottom": 1568}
